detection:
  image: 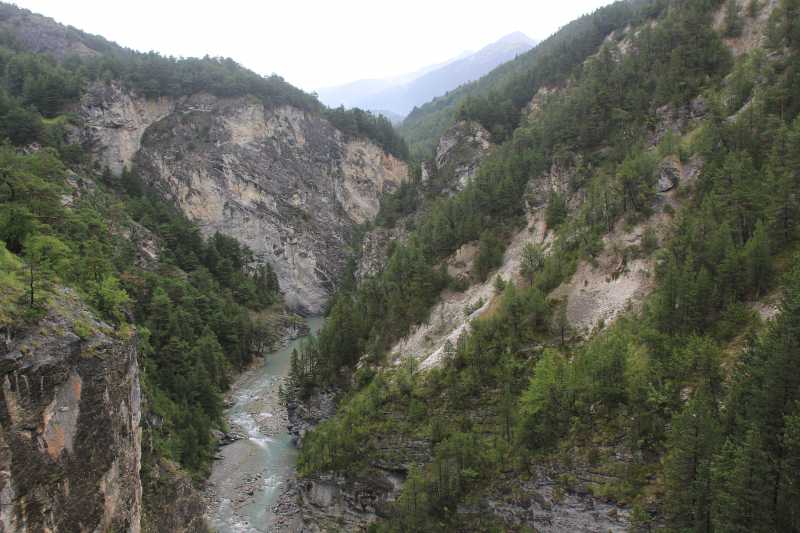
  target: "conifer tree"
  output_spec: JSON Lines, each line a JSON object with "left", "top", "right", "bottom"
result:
{"left": 663, "top": 388, "right": 721, "bottom": 532}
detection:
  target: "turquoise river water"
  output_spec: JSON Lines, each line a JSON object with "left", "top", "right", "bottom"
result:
{"left": 206, "top": 317, "right": 323, "bottom": 532}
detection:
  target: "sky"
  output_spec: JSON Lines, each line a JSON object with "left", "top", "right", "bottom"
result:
{"left": 11, "top": 0, "right": 615, "bottom": 91}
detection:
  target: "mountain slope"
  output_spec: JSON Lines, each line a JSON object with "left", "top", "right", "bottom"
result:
{"left": 399, "top": 0, "right": 656, "bottom": 158}
{"left": 318, "top": 32, "right": 537, "bottom": 117}
{"left": 285, "top": 0, "right": 800, "bottom": 530}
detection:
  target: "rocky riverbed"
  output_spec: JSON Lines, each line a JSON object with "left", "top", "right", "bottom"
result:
{"left": 204, "top": 318, "right": 323, "bottom": 532}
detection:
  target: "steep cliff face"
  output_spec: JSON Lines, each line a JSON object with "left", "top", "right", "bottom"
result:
{"left": 0, "top": 288, "right": 141, "bottom": 532}
{"left": 78, "top": 87, "right": 408, "bottom": 314}
{"left": 77, "top": 82, "right": 175, "bottom": 176}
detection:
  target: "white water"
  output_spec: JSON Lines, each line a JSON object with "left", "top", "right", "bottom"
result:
{"left": 206, "top": 317, "right": 323, "bottom": 532}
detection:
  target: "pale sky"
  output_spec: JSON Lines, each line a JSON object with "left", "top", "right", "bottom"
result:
{"left": 11, "top": 0, "right": 614, "bottom": 91}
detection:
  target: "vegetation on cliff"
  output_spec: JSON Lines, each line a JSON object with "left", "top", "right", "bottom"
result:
{"left": 0, "top": 36, "right": 286, "bottom": 478}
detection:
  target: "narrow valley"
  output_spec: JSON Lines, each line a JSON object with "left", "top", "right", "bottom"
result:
{"left": 1, "top": 0, "right": 800, "bottom": 531}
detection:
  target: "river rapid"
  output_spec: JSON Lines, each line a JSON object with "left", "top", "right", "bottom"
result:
{"left": 205, "top": 317, "right": 324, "bottom": 532}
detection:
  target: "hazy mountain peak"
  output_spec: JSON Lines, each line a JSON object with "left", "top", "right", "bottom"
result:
{"left": 495, "top": 31, "right": 536, "bottom": 45}
{"left": 317, "top": 32, "right": 537, "bottom": 117}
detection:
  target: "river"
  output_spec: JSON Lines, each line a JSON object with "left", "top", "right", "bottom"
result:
{"left": 205, "top": 317, "right": 324, "bottom": 532}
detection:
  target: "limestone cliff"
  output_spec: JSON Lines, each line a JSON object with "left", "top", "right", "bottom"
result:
{"left": 78, "top": 87, "right": 408, "bottom": 314}
{"left": 77, "top": 82, "right": 175, "bottom": 176}
{"left": 0, "top": 288, "right": 141, "bottom": 532}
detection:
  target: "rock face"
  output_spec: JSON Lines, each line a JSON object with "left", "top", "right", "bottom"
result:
{"left": 77, "top": 82, "right": 176, "bottom": 176}
{"left": 78, "top": 87, "right": 408, "bottom": 314}
{"left": 0, "top": 288, "right": 142, "bottom": 532}
{"left": 295, "top": 472, "right": 402, "bottom": 531}
{"left": 286, "top": 390, "right": 336, "bottom": 448}
{"left": 657, "top": 157, "right": 681, "bottom": 192}
{"left": 280, "top": 389, "right": 407, "bottom": 532}
{"left": 462, "top": 466, "right": 630, "bottom": 532}
{"left": 433, "top": 120, "right": 492, "bottom": 192}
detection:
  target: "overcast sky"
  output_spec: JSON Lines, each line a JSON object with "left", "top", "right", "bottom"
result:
{"left": 11, "top": 0, "right": 614, "bottom": 91}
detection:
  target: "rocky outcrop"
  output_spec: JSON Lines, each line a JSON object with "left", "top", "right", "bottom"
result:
{"left": 355, "top": 120, "right": 492, "bottom": 284}
{"left": 0, "top": 288, "right": 142, "bottom": 532}
{"left": 526, "top": 153, "right": 582, "bottom": 210}
{"left": 657, "top": 157, "right": 681, "bottom": 192}
{"left": 76, "top": 82, "right": 175, "bottom": 176}
{"left": 273, "top": 469, "right": 404, "bottom": 533}
{"left": 460, "top": 465, "right": 630, "bottom": 532}
{"left": 433, "top": 120, "right": 492, "bottom": 192}
{"left": 286, "top": 390, "right": 336, "bottom": 448}
{"left": 649, "top": 96, "right": 708, "bottom": 146}
{"left": 280, "top": 388, "right": 408, "bottom": 532}
{"left": 77, "top": 88, "right": 408, "bottom": 314}
{"left": 279, "top": 390, "right": 410, "bottom": 532}
{"left": 295, "top": 472, "right": 402, "bottom": 532}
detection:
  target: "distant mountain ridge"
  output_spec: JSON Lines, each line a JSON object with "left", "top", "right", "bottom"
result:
{"left": 317, "top": 32, "right": 537, "bottom": 118}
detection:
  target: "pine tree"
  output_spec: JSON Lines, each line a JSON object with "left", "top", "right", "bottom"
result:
{"left": 663, "top": 388, "right": 721, "bottom": 532}
{"left": 713, "top": 257, "right": 800, "bottom": 530}
{"left": 741, "top": 220, "right": 771, "bottom": 297}
{"left": 147, "top": 286, "right": 175, "bottom": 348}
{"left": 23, "top": 234, "right": 70, "bottom": 307}
{"left": 520, "top": 242, "right": 545, "bottom": 286}
{"left": 712, "top": 431, "right": 770, "bottom": 532}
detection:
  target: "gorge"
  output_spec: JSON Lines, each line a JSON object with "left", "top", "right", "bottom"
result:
{"left": 2, "top": 0, "right": 800, "bottom": 531}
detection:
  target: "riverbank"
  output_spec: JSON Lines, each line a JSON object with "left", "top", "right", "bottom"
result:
{"left": 204, "top": 317, "right": 323, "bottom": 532}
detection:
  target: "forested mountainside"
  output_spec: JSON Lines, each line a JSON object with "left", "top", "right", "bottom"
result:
{"left": 0, "top": 2, "right": 410, "bottom": 531}
{"left": 285, "top": 0, "right": 800, "bottom": 530}
{"left": 398, "top": 0, "right": 662, "bottom": 159}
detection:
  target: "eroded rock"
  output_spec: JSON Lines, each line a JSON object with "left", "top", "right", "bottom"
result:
{"left": 434, "top": 120, "right": 493, "bottom": 193}
{"left": 0, "top": 288, "right": 142, "bottom": 532}
{"left": 657, "top": 158, "right": 681, "bottom": 192}
{"left": 79, "top": 87, "right": 408, "bottom": 314}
